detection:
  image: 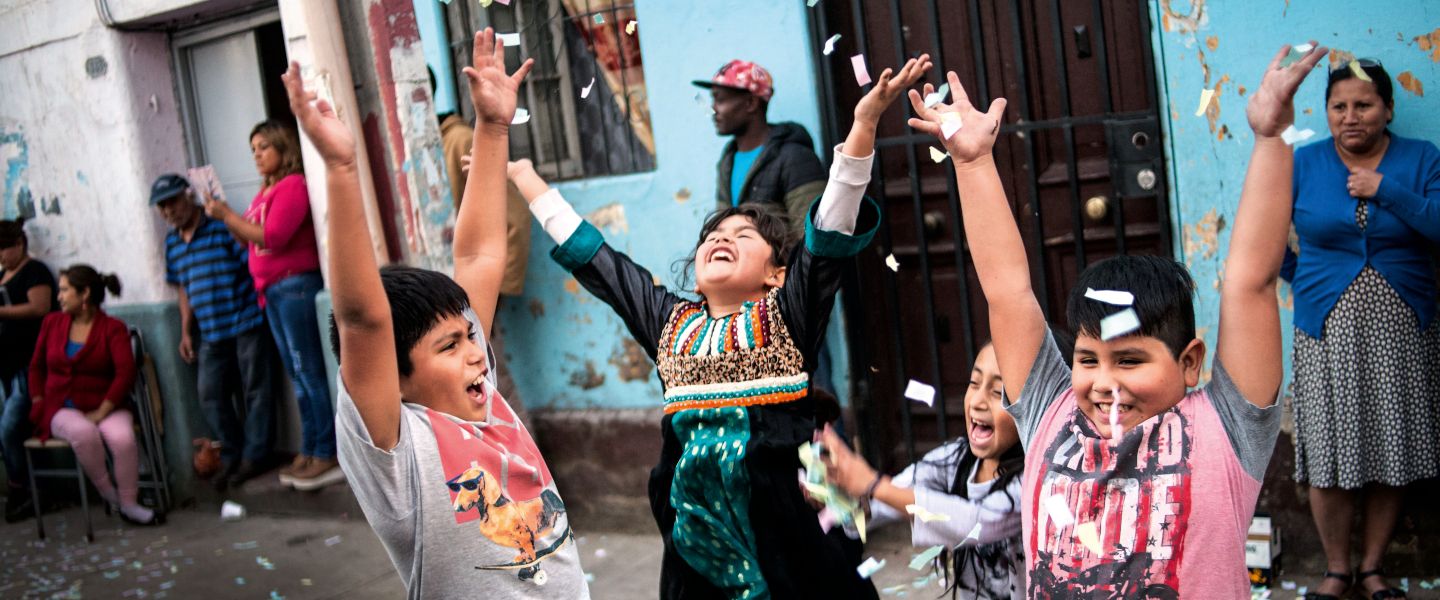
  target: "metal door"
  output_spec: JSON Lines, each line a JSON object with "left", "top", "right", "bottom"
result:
{"left": 809, "top": 0, "right": 1171, "bottom": 469}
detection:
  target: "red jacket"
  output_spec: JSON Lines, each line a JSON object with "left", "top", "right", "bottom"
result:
{"left": 28, "top": 310, "right": 135, "bottom": 440}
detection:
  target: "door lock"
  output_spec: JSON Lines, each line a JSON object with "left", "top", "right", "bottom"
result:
{"left": 1136, "top": 168, "right": 1157, "bottom": 191}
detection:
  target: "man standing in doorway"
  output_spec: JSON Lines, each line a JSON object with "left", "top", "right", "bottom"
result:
{"left": 694, "top": 60, "right": 828, "bottom": 236}
{"left": 151, "top": 174, "right": 276, "bottom": 491}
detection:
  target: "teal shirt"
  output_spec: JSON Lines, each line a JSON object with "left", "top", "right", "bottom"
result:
{"left": 729, "top": 145, "right": 764, "bottom": 206}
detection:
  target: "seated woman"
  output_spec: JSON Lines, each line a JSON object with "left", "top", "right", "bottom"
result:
{"left": 28, "top": 265, "right": 158, "bottom": 525}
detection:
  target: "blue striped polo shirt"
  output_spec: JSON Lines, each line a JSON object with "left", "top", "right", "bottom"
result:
{"left": 165, "top": 216, "right": 265, "bottom": 342}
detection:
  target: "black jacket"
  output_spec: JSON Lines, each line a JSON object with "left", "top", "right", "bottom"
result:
{"left": 715, "top": 122, "right": 828, "bottom": 234}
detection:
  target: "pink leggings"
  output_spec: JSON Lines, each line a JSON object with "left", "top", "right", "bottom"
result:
{"left": 48, "top": 408, "right": 139, "bottom": 506}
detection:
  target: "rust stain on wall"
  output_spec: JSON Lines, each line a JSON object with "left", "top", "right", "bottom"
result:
{"left": 1398, "top": 71, "right": 1425, "bottom": 97}
{"left": 1237, "top": 85, "right": 1247, "bottom": 97}
{"left": 564, "top": 278, "right": 581, "bottom": 295}
{"left": 1327, "top": 48, "right": 1355, "bottom": 70}
{"left": 1183, "top": 208, "right": 1226, "bottom": 261}
{"left": 1160, "top": 0, "right": 1207, "bottom": 34}
{"left": 1217, "top": 124, "right": 1230, "bottom": 141}
{"left": 569, "top": 361, "right": 606, "bottom": 390}
{"left": 674, "top": 188, "right": 692, "bottom": 203}
{"left": 609, "top": 339, "right": 653, "bottom": 382}
{"left": 1205, "top": 36, "right": 1219, "bottom": 51}
{"left": 528, "top": 298, "right": 546, "bottom": 318}
{"left": 1414, "top": 28, "right": 1440, "bottom": 62}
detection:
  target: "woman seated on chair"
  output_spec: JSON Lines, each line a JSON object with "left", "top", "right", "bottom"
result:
{"left": 28, "top": 265, "right": 158, "bottom": 525}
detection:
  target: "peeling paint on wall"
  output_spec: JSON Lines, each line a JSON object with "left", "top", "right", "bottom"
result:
{"left": 609, "top": 339, "right": 653, "bottom": 382}
{"left": 1159, "top": 0, "right": 1207, "bottom": 34}
{"left": 569, "top": 360, "right": 606, "bottom": 390}
{"left": 1415, "top": 28, "right": 1440, "bottom": 63}
{"left": 528, "top": 298, "right": 546, "bottom": 318}
{"left": 2, "top": 130, "right": 29, "bottom": 217}
{"left": 673, "top": 187, "right": 691, "bottom": 203}
{"left": 1182, "top": 207, "right": 1225, "bottom": 261}
{"left": 1398, "top": 71, "right": 1424, "bottom": 97}
{"left": 586, "top": 203, "right": 629, "bottom": 236}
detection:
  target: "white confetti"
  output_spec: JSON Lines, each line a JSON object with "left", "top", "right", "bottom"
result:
{"left": 964, "top": 522, "right": 981, "bottom": 541}
{"left": 1099, "top": 307, "right": 1141, "bottom": 341}
{"left": 496, "top": 33, "right": 520, "bottom": 47}
{"left": 581, "top": 78, "right": 596, "bottom": 99}
{"left": 940, "top": 113, "right": 963, "bottom": 139}
{"left": 905, "top": 504, "right": 951, "bottom": 522}
{"left": 885, "top": 253, "right": 899, "bottom": 272}
{"left": 1349, "top": 60, "right": 1373, "bottom": 82}
{"left": 823, "top": 34, "right": 842, "bottom": 56}
{"left": 903, "top": 380, "right": 936, "bottom": 407}
{"left": 908, "top": 545, "right": 944, "bottom": 570}
{"left": 1074, "top": 522, "right": 1104, "bottom": 554}
{"left": 220, "top": 501, "right": 245, "bottom": 521}
{"left": 1281, "top": 125, "right": 1315, "bottom": 145}
{"left": 1083, "top": 288, "right": 1134, "bottom": 306}
{"left": 1043, "top": 495, "right": 1075, "bottom": 528}
{"left": 851, "top": 54, "right": 871, "bottom": 86}
{"left": 923, "top": 83, "right": 950, "bottom": 108}
{"left": 625, "top": 20, "right": 637, "bottom": 35}
{"left": 1280, "top": 43, "right": 1315, "bottom": 68}
{"left": 928, "top": 146, "right": 948, "bottom": 163}
{"left": 857, "top": 557, "right": 886, "bottom": 579}
{"left": 1194, "top": 88, "right": 1215, "bottom": 117}
{"left": 511, "top": 108, "right": 530, "bottom": 125}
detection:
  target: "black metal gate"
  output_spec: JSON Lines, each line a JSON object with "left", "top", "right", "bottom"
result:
{"left": 808, "top": 0, "right": 1173, "bottom": 470}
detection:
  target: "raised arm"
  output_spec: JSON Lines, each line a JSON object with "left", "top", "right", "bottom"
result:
{"left": 281, "top": 61, "right": 402, "bottom": 450}
{"left": 907, "top": 73, "right": 1043, "bottom": 401}
{"left": 452, "top": 28, "right": 534, "bottom": 339}
{"left": 1220, "top": 43, "right": 1328, "bottom": 407}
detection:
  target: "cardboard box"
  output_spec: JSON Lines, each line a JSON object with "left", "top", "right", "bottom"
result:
{"left": 1246, "top": 514, "right": 1282, "bottom": 587}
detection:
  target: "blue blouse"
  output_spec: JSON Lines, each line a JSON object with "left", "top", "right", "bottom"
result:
{"left": 1284, "top": 133, "right": 1440, "bottom": 339}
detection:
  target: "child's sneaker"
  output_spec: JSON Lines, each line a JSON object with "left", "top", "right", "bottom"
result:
{"left": 278, "top": 455, "right": 310, "bottom": 487}
{"left": 291, "top": 458, "right": 345, "bottom": 491}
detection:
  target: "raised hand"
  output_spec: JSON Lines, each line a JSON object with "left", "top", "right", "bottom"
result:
{"left": 907, "top": 71, "right": 1008, "bottom": 164}
{"left": 280, "top": 61, "right": 356, "bottom": 167}
{"left": 1247, "top": 42, "right": 1328, "bottom": 137}
{"left": 464, "top": 28, "right": 535, "bottom": 127}
{"left": 854, "top": 54, "right": 933, "bottom": 126}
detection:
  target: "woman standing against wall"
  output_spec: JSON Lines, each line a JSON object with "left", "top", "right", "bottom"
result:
{"left": 1285, "top": 59, "right": 1439, "bottom": 600}
{"left": 207, "top": 121, "right": 342, "bottom": 491}
{"left": 0, "top": 218, "right": 55, "bottom": 522}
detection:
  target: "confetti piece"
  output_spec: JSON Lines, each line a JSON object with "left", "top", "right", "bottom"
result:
{"left": 851, "top": 54, "right": 871, "bottom": 86}
{"left": 324, "top": 535, "right": 342, "bottom": 546}
{"left": 1349, "top": 60, "right": 1372, "bottom": 82}
{"left": 905, "top": 504, "right": 951, "bottom": 522}
{"left": 928, "top": 146, "right": 948, "bottom": 163}
{"left": 594, "top": 548, "right": 607, "bottom": 558}
{"left": 220, "top": 500, "right": 245, "bottom": 521}
{"left": 235, "top": 577, "right": 246, "bottom": 585}
{"left": 1099, "top": 307, "right": 1141, "bottom": 341}
{"left": 1280, "top": 124, "right": 1316, "bottom": 145}
{"left": 593, "top": 13, "right": 605, "bottom": 25}
{"left": 881, "top": 585, "right": 908, "bottom": 595}
{"left": 581, "top": 78, "right": 595, "bottom": 99}
{"left": 256, "top": 556, "right": 275, "bottom": 570}
{"left": 964, "top": 522, "right": 981, "bottom": 542}
{"left": 495, "top": 0, "right": 510, "bottom": 4}
{"left": 1084, "top": 288, "right": 1134, "bottom": 306}
{"left": 159, "top": 582, "right": 174, "bottom": 590}
{"left": 1194, "top": 88, "right": 1215, "bottom": 117}
{"left": 585, "top": 572, "right": 596, "bottom": 583}
{"left": 912, "top": 574, "right": 937, "bottom": 589}
{"left": 496, "top": 33, "right": 520, "bottom": 46}
{"left": 105, "top": 571, "right": 121, "bottom": 579}
{"left": 923, "top": 83, "right": 950, "bottom": 108}
{"left": 269, "top": 592, "right": 285, "bottom": 600}
{"left": 1043, "top": 495, "right": 1075, "bottom": 528}
{"left": 908, "top": 545, "right": 945, "bottom": 570}
{"left": 885, "top": 254, "right": 899, "bottom": 272}
{"left": 857, "top": 557, "right": 886, "bottom": 579}
{"left": 479, "top": 0, "right": 493, "bottom": 6}
{"left": 511, "top": 108, "right": 530, "bottom": 125}
{"left": 823, "top": 34, "right": 842, "bottom": 56}
{"left": 903, "top": 380, "right": 936, "bottom": 406}
{"left": 232, "top": 541, "right": 258, "bottom": 550}
{"left": 807, "top": 0, "right": 821, "bottom": 6}
{"left": 1279, "top": 43, "right": 1314, "bottom": 68}
{"left": 1280, "top": 581, "right": 1297, "bottom": 590}
{"left": 625, "top": 20, "right": 636, "bottom": 35}
{"left": 301, "top": 579, "right": 313, "bottom": 586}
{"left": 1074, "top": 522, "right": 1104, "bottom": 554}
{"left": 940, "top": 113, "right": 963, "bottom": 139}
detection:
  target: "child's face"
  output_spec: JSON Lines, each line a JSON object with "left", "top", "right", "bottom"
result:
{"left": 399, "top": 314, "right": 494, "bottom": 422}
{"left": 965, "top": 345, "right": 1019, "bottom": 459}
{"left": 1070, "top": 333, "right": 1205, "bottom": 437}
{"left": 694, "top": 215, "right": 785, "bottom": 300}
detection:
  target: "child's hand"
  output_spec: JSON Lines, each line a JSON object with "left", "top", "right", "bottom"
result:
{"left": 505, "top": 158, "right": 534, "bottom": 181}
{"left": 1247, "top": 42, "right": 1327, "bottom": 138}
{"left": 820, "top": 425, "right": 878, "bottom": 498}
{"left": 906, "top": 71, "right": 1008, "bottom": 164}
{"left": 464, "top": 28, "right": 535, "bottom": 127}
{"left": 280, "top": 61, "right": 355, "bottom": 167}
{"left": 853, "top": 54, "right": 933, "bottom": 126}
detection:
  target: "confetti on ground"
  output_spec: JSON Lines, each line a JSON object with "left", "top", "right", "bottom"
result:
{"left": 105, "top": 571, "right": 121, "bottom": 579}
{"left": 799, "top": 441, "right": 868, "bottom": 542}
{"left": 512, "top": 108, "right": 530, "bottom": 125}
{"left": 908, "top": 545, "right": 945, "bottom": 570}
{"left": 928, "top": 146, "right": 947, "bottom": 163}
{"left": 256, "top": 556, "right": 275, "bottom": 570}
{"left": 823, "top": 34, "right": 842, "bottom": 56}
{"left": 1280, "top": 581, "right": 1297, "bottom": 590}
{"left": 857, "top": 557, "right": 886, "bottom": 579}
{"left": 1084, "top": 287, "right": 1134, "bottom": 306}
{"left": 1281, "top": 125, "right": 1316, "bottom": 145}
{"left": 1044, "top": 495, "right": 1075, "bottom": 528}
{"left": 1280, "top": 43, "right": 1315, "bottom": 68}
{"left": 220, "top": 500, "right": 245, "bottom": 521}
{"left": 1074, "top": 522, "right": 1104, "bottom": 554}
{"left": 885, "top": 254, "right": 899, "bottom": 272}
{"left": 905, "top": 504, "right": 951, "bottom": 522}
{"left": 497, "top": 33, "right": 520, "bottom": 46}
{"left": 594, "top": 548, "right": 607, "bottom": 558}
{"left": 1194, "top": 88, "right": 1215, "bottom": 117}
{"left": 1099, "top": 307, "right": 1141, "bottom": 341}
{"left": 940, "top": 113, "right": 963, "bottom": 139}
{"left": 1349, "top": 60, "right": 1372, "bottom": 82}
{"left": 851, "top": 54, "right": 871, "bottom": 86}
{"left": 581, "top": 78, "right": 595, "bottom": 99}
{"left": 159, "top": 581, "right": 174, "bottom": 590}
{"left": 268, "top": 592, "right": 285, "bottom": 600}
{"left": 235, "top": 577, "right": 246, "bottom": 585}
{"left": 301, "top": 579, "right": 313, "bottom": 586}
{"left": 324, "top": 536, "right": 342, "bottom": 547}
{"left": 923, "top": 83, "right": 950, "bottom": 108}
{"left": 625, "top": 20, "right": 636, "bottom": 35}
{"left": 903, "top": 380, "right": 937, "bottom": 406}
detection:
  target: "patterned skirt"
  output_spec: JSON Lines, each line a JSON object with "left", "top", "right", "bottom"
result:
{"left": 1291, "top": 266, "right": 1440, "bottom": 489}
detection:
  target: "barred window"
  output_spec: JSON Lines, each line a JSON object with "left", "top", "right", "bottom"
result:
{"left": 441, "top": 0, "right": 655, "bottom": 181}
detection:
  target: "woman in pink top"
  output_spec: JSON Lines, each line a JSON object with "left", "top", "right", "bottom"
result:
{"left": 206, "top": 121, "right": 341, "bottom": 491}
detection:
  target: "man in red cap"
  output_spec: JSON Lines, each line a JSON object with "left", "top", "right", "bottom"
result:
{"left": 694, "top": 59, "right": 826, "bottom": 235}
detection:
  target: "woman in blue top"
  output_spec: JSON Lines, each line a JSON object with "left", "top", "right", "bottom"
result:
{"left": 1285, "top": 59, "right": 1439, "bottom": 600}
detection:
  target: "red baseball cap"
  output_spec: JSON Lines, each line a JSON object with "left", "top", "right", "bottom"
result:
{"left": 692, "top": 59, "right": 774, "bottom": 101}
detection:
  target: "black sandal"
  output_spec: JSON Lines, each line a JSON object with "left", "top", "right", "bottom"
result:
{"left": 1301, "top": 571, "right": 1353, "bottom": 600}
{"left": 1357, "top": 569, "right": 1407, "bottom": 599}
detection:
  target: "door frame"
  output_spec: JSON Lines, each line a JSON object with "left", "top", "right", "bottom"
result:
{"left": 171, "top": 7, "right": 282, "bottom": 169}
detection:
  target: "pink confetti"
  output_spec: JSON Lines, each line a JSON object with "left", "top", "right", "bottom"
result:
{"left": 851, "top": 54, "right": 871, "bottom": 86}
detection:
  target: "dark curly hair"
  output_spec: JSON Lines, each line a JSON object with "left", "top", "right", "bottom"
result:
{"left": 673, "top": 203, "right": 794, "bottom": 294}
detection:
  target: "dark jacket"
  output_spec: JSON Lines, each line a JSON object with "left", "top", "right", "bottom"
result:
{"left": 715, "top": 122, "right": 828, "bottom": 235}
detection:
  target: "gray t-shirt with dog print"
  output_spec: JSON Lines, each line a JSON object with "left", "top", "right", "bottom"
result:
{"left": 336, "top": 373, "right": 589, "bottom": 599}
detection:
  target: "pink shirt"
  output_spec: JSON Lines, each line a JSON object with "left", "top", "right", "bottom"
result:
{"left": 243, "top": 173, "right": 320, "bottom": 305}
{"left": 1008, "top": 333, "right": 1280, "bottom": 598}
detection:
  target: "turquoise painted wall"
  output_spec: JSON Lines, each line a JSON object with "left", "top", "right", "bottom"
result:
{"left": 495, "top": 1, "right": 834, "bottom": 410}
{"left": 1148, "top": 0, "right": 1440, "bottom": 384}
{"left": 414, "top": 0, "right": 458, "bottom": 115}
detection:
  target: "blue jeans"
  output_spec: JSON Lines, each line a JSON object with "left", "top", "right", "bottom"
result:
{"left": 1, "top": 372, "right": 30, "bottom": 486}
{"left": 264, "top": 272, "right": 335, "bottom": 460}
{"left": 198, "top": 325, "right": 276, "bottom": 465}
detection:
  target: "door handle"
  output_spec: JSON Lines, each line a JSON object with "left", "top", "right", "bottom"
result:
{"left": 923, "top": 210, "right": 946, "bottom": 238}
{"left": 1085, "top": 195, "right": 1109, "bottom": 222}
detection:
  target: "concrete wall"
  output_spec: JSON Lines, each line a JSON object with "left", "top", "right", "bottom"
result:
{"left": 495, "top": 0, "right": 828, "bottom": 412}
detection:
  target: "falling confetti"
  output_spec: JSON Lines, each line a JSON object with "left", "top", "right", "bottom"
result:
{"left": 928, "top": 146, "right": 948, "bottom": 163}
{"left": 625, "top": 20, "right": 637, "bottom": 35}
{"left": 940, "top": 113, "right": 963, "bottom": 139}
{"left": 905, "top": 504, "right": 952, "bottom": 522}
{"left": 497, "top": 33, "right": 520, "bottom": 46}
{"left": 964, "top": 522, "right": 982, "bottom": 542}
{"left": 1099, "top": 307, "right": 1141, "bottom": 341}
{"left": 1074, "top": 522, "right": 1104, "bottom": 554}
{"left": 908, "top": 545, "right": 945, "bottom": 570}
{"left": 512, "top": 108, "right": 530, "bottom": 125}
{"left": 1349, "top": 60, "right": 1373, "bottom": 82}
{"left": 903, "top": 380, "right": 936, "bottom": 406}
{"left": 857, "top": 557, "right": 886, "bottom": 579}
{"left": 1043, "top": 495, "right": 1076, "bottom": 528}
{"left": 593, "top": 13, "right": 605, "bottom": 25}
{"left": 1194, "top": 88, "right": 1215, "bottom": 117}
{"left": 823, "top": 34, "right": 842, "bottom": 56}
{"left": 1280, "top": 43, "right": 1314, "bottom": 68}
{"left": 581, "top": 78, "right": 596, "bottom": 99}
{"left": 1084, "top": 288, "right": 1134, "bottom": 306}
{"left": 885, "top": 254, "right": 900, "bottom": 272}
{"left": 1280, "top": 125, "right": 1316, "bottom": 145}
{"left": 851, "top": 54, "right": 871, "bottom": 86}
{"left": 923, "top": 83, "right": 950, "bottom": 108}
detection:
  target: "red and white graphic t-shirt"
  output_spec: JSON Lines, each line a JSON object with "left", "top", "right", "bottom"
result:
{"left": 1006, "top": 333, "right": 1280, "bottom": 599}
